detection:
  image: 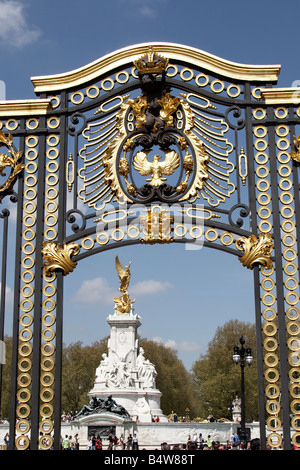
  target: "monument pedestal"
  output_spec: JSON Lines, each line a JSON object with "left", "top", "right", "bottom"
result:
{"left": 88, "top": 304, "right": 167, "bottom": 422}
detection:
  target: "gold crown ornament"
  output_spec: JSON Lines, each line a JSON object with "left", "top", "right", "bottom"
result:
{"left": 134, "top": 48, "right": 169, "bottom": 75}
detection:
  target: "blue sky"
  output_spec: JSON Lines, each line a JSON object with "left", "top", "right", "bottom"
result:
{"left": 1, "top": 0, "right": 299, "bottom": 370}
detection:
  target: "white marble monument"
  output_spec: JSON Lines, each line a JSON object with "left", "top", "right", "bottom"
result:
{"left": 88, "top": 256, "right": 167, "bottom": 423}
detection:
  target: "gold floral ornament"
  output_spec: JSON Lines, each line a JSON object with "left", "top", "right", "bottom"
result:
{"left": 236, "top": 233, "right": 273, "bottom": 269}
{"left": 0, "top": 130, "right": 24, "bottom": 202}
{"left": 42, "top": 241, "right": 80, "bottom": 276}
{"left": 114, "top": 256, "right": 135, "bottom": 313}
{"left": 289, "top": 135, "right": 300, "bottom": 163}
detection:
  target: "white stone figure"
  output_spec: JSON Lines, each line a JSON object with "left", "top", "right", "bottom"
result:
{"left": 137, "top": 347, "right": 157, "bottom": 388}
{"left": 133, "top": 397, "right": 151, "bottom": 420}
{"left": 95, "top": 353, "right": 109, "bottom": 381}
{"left": 232, "top": 396, "right": 241, "bottom": 422}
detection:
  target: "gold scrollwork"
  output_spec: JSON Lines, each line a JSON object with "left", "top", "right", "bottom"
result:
{"left": 236, "top": 233, "right": 273, "bottom": 269}
{"left": 0, "top": 130, "right": 24, "bottom": 201}
{"left": 42, "top": 241, "right": 80, "bottom": 276}
{"left": 289, "top": 135, "right": 300, "bottom": 163}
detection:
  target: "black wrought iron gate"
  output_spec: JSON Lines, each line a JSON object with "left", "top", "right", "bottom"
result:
{"left": 0, "top": 43, "right": 299, "bottom": 450}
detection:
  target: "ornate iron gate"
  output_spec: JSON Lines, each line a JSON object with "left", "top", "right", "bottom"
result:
{"left": 0, "top": 43, "right": 299, "bottom": 450}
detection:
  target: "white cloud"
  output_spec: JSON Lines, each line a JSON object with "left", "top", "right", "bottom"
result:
{"left": 0, "top": 283, "right": 13, "bottom": 306}
{"left": 139, "top": 6, "right": 156, "bottom": 18}
{"left": 179, "top": 341, "right": 201, "bottom": 352}
{"left": 0, "top": 1, "right": 41, "bottom": 47}
{"left": 121, "top": 0, "right": 168, "bottom": 18}
{"left": 152, "top": 336, "right": 201, "bottom": 353}
{"left": 130, "top": 280, "right": 173, "bottom": 296}
{"left": 72, "top": 277, "right": 118, "bottom": 305}
{"left": 72, "top": 277, "right": 173, "bottom": 306}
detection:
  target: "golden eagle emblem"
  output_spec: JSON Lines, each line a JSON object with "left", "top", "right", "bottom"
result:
{"left": 133, "top": 149, "right": 180, "bottom": 187}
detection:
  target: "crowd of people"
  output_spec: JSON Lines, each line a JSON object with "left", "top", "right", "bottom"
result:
{"left": 61, "top": 411, "right": 77, "bottom": 423}
{"left": 58, "top": 431, "right": 297, "bottom": 450}
{"left": 2, "top": 429, "right": 299, "bottom": 450}
{"left": 60, "top": 432, "right": 139, "bottom": 450}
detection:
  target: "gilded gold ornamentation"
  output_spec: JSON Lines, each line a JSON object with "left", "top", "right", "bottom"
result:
{"left": 119, "top": 155, "right": 137, "bottom": 197}
{"left": 236, "top": 233, "right": 273, "bottom": 269}
{"left": 127, "top": 94, "right": 148, "bottom": 129}
{"left": 79, "top": 52, "right": 234, "bottom": 208}
{"left": 114, "top": 293, "right": 133, "bottom": 314}
{"left": 157, "top": 93, "right": 182, "bottom": 128}
{"left": 133, "top": 149, "right": 180, "bottom": 187}
{"left": 66, "top": 153, "right": 74, "bottom": 192}
{"left": 140, "top": 206, "right": 174, "bottom": 244}
{"left": 289, "top": 135, "right": 300, "bottom": 163}
{"left": 0, "top": 130, "right": 24, "bottom": 201}
{"left": 42, "top": 241, "right": 80, "bottom": 276}
{"left": 114, "top": 256, "right": 135, "bottom": 313}
{"left": 31, "top": 43, "right": 280, "bottom": 94}
{"left": 238, "top": 147, "right": 248, "bottom": 185}
{"left": 134, "top": 47, "right": 169, "bottom": 75}
{"left": 176, "top": 154, "right": 194, "bottom": 194}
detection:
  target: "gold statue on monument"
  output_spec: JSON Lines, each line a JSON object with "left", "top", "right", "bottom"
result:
{"left": 114, "top": 256, "right": 135, "bottom": 313}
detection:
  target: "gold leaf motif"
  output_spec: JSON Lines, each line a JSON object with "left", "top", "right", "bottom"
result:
{"left": 42, "top": 241, "right": 80, "bottom": 276}
{"left": 236, "top": 233, "right": 273, "bottom": 269}
{"left": 289, "top": 135, "right": 300, "bottom": 163}
{"left": 0, "top": 130, "right": 24, "bottom": 201}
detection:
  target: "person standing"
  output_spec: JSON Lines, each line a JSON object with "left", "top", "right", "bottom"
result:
{"left": 120, "top": 433, "right": 126, "bottom": 450}
{"left": 62, "top": 434, "right": 70, "bottom": 450}
{"left": 74, "top": 434, "right": 79, "bottom": 450}
{"left": 107, "top": 433, "right": 113, "bottom": 450}
{"left": 132, "top": 433, "right": 139, "bottom": 450}
{"left": 95, "top": 436, "right": 102, "bottom": 450}
{"left": 206, "top": 435, "right": 212, "bottom": 448}
{"left": 127, "top": 434, "right": 133, "bottom": 450}
{"left": 4, "top": 433, "right": 9, "bottom": 449}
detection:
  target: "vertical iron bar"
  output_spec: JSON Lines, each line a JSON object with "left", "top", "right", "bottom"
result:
{"left": 9, "top": 126, "right": 25, "bottom": 450}
{"left": 30, "top": 116, "right": 47, "bottom": 450}
{"left": 53, "top": 90, "right": 68, "bottom": 450}
{"left": 266, "top": 108, "right": 291, "bottom": 450}
{"left": 240, "top": 358, "right": 246, "bottom": 443}
{"left": 287, "top": 113, "right": 300, "bottom": 266}
{"left": 0, "top": 208, "right": 9, "bottom": 413}
{"left": 244, "top": 83, "right": 266, "bottom": 448}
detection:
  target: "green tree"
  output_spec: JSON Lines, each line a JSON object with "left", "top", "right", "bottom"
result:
{"left": 0, "top": 335, "right": 12, "bottom": 419}
{"left": 61, "top": 336, "right": 201, "bottom": 418}
{"left": 191, "top": 319, "right": 258, "bottom": 421}
{"left": 140, "top": 338, "right": 201, "bottom": 418}
{"left": 61, "top": 338, "right": 108, "bottom": 413}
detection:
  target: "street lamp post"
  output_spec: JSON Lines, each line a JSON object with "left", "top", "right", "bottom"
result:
{"left": 232, "top": 335, "right": 253, "bottom": 445}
